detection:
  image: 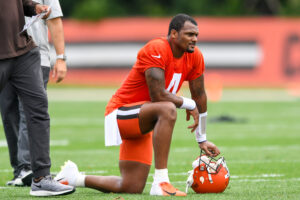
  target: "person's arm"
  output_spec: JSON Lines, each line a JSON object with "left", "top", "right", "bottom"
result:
{"left": 145, "top": 67, "right": 199, "bottom": 131}
{"left": 189, "top": 74, "right": 207, "bottom": 113}
{"left": 189, "top": 75, "right": 207, "bottom": 113}
{"left": 145, "top": 67, "right": 182, "bottom": 106}
{"left": 189, "top": 75, "right": 220, "bottom": 157}
{"left": 47, "top": 17, "right": 67, "bottom": 83}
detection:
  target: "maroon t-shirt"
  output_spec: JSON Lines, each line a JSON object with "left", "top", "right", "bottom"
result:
{"left": 0, "top": 0, "right": 38, "bottom": 59}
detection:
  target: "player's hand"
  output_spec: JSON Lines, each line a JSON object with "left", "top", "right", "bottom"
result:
{"left": 52, "top": 59, "right": 67, "bottom": 83}
{"left": 199, "top": 141, "right": 220, "bottom": 157}
{"left": 35, "top": 4, "right": 51, "bottom": 19}
{"left": 186, "top": 107, "right": 199, "bottom": 132}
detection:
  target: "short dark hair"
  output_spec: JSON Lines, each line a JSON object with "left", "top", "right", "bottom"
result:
{"left": 168, "top": 14, "right": 197, "bottom": 35}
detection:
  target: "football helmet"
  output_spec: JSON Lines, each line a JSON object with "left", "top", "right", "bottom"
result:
{"left": 186, "top": 150, "right": 230, "bottom": 193}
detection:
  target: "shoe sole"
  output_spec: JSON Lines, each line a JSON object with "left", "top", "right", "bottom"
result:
{"left": 30, "top": 188, "right": 75, "bottom": 196}
{"left": 6, "top": 182, "right": 15, "bottom": 186}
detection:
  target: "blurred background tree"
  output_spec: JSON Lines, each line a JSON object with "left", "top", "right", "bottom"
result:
{"left": 60, "top": 0, "right": 300, "bottom": 20}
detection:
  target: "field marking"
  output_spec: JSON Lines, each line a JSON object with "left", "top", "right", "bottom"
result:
{"left": 0, "top": 169, "right": 13, "bottom": 173}
{"left": 173, "top": 145, "right": 300, "bottom": 153}
{"left": 230, "top": 160, "right": 300, "bottom": 164}
{"left": 0, "top": 140, "right": 69, "bottom": 148}
{"left": 1, "top": 177, "right": 300, "bottom": 190}
{"left": 148, "top": 173, "right": 284, "bottom": 178}
{"left": 0, "top": 171, "right": 284, "bottom": 178}
{"left": 168, "top": 159, "right": 300, "bottom": 166}
{"left": 50, "top": 118, "right": 104, "bottom": 126}
{"left": 0, "top": 118, "right": 103, "bottom": 126}
{"left": 146, "top": 177, "right": 300, "bottom": 185}
{"left": 231, "top": 174, "right": 284, "bottom": 178}
{"left": 0, "top": 187, "right": 14, "bottom": 190}
{"left": 46, "top": 88, "right": 300, "bottom": 102}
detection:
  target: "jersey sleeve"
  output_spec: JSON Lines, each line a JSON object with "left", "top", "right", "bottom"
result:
{"left": 44, "top": 0, "right": 63, "bottom": 20}
{"left": 135, "top": 39, "right": 168, "bottom": 72}
{"left": 186, "top": 47, "right": 205, "bottom": 81}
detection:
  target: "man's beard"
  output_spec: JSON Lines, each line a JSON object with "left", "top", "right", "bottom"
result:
{"left": 186, "top": 48, "right": 195, "bottom": 53}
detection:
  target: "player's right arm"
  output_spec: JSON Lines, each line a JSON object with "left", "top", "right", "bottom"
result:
{"left": 145, "top": 67, "right": 182, "bottom": 106}
{"left": 145, "top": 67, "right": 199, "bottom": 131}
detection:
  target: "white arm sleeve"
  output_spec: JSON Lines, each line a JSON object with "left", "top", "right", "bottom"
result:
{"left": 195, "top": 112, "right": 207, "bottom": 143}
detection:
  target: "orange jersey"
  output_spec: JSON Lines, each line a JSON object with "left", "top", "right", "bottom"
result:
{"left": 105, "top": 37, "right": 205, "bottom": 115}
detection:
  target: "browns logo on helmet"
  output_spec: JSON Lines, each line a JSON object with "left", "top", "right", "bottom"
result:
{"left": 186, "top": 150, "right": 230, "bottom": 193}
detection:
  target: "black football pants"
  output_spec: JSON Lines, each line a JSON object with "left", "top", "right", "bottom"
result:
{"left": 0, "top": 47, "right": 50, "bottom": 178}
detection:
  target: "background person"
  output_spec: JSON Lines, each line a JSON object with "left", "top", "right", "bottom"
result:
{"left": 1, "top": 0, "right": 67, "bottom": 187}
{"left": 0, "top": 0, "right": 73, "bottom": 196}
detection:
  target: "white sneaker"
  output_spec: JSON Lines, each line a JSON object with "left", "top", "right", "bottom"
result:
{"left": 7, "top": 169, "right": 33, "bottom": 187}
{"left": 150, "top": 182, "right": 186, "bottom": 196}
{"left": 6, "top": 177, "right": 17, "bottom": 186}
{"left": 13, "top": 177, "right": 24, "bottom": 186}
{"left": 54, "top": 160, "right": 80, "bottom": 187}
{"left": 17, "top": 169, "right": 33, "bottom": 186}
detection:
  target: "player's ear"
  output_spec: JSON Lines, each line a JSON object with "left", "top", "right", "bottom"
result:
{"left": 170, "top": 29, "right": 178, "bottom": 39}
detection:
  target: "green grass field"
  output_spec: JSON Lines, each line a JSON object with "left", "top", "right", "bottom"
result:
{"left": 0, "top": 88, "right": 300, "bottom": 200}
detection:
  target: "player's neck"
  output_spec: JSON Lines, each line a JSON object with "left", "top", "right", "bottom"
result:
{"left": 167, "top": 38, "right": 184, "bottom": 58}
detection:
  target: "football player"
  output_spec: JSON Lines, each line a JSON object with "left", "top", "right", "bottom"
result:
{"left": 55, "top": 13, "right": 220, "bottom": 196}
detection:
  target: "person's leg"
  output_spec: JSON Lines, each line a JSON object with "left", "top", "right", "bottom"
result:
{"left": 14, "top": 99, "right": 33, "bottom": 187}
{"left": 0, "top": 59, "right": 20, "bottom": 183}
{"left": 138, "top": 102, "right": 177, "bottom": 170}
{"left": 16, "top": 66, "right": 50, "bottom": 184}
{"left": 0, "top": 83, "right": 20, "bottom": 180}
{"left": 17, "top": 101, "right": 31, "bottom": 170}
{"left": 41, "top": 66, "right": 50, "bottom": 89}
{"left": 4, "top": 51, "right": 74, "bottom": 196}
{"left": 55, "top": 101, "right": 184, "bottom": 196}
{"left": 10, "top": 49, "right": 51, "bottom": 178}
{"left": 0, "top": 59, "right": 13, "bottom": 92}
{"left": 85, "top": 160, "right": 150, "bottom": 193}
{"left": 138, "top": 102, "right": 186, "bottom": 196}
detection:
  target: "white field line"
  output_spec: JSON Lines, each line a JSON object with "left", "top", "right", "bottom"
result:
{"left": 146, "top": 178, "right": 300, "bottom": 185}
{"left": 0, "top": 118, "right": 103, "bottom": 126}
{"left": 0, "top": 169, "right": 108, "bottom": 174}
{"left": 0, "top": 140, "right": 69, "bottom": 148}
{"left": 230, "top": 174, "right": 284, "bottom": 178}
{"left": 173, "top": 145, "right": 300, "bottom": 153}
{"left": 0, "top": 169, "right": 13, "bottom": 173}
{"left": 0, "top": 187, "right": 14, "bottom": 189}
{"left": 147, "top": 173, "right": 284, "bottom": 178}
{"left": 46, "top": 88, "right": 300, "bottom": 102}
{"left": 168, "top": 160, "right": 300, "bottom": 166}
{"left": 0, "top": 170, "right": 283, "bottom": 178}
{"left": 49, "top": 170, "right": 108, "bottom": 175}
{"left": 229, "top": 160, "right": 300, "bottom": 164}
{"left": 50, "top": 118, "right": 103, "bottom": 126}
{"left": 1, "top": 178, "right": 300, "bottom": 190}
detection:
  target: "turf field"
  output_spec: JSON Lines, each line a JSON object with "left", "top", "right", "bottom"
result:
{"left": 0, "top": 88, "right": 300, "bottom": 200}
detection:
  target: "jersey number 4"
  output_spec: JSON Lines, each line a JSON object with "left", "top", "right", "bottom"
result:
{"left": 166, "top": 73, "right": 182, "bottom": 94}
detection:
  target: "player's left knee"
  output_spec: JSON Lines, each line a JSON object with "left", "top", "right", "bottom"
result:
{"left": 160, "top": 102, "right": 177, "bottom": 122}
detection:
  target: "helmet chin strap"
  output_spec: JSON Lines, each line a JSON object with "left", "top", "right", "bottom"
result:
{"left": 185, "top": 170, "right": 194, "bottom": 193}
{"left": 208, "top": 173, "right": 213, "bottom": 183}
